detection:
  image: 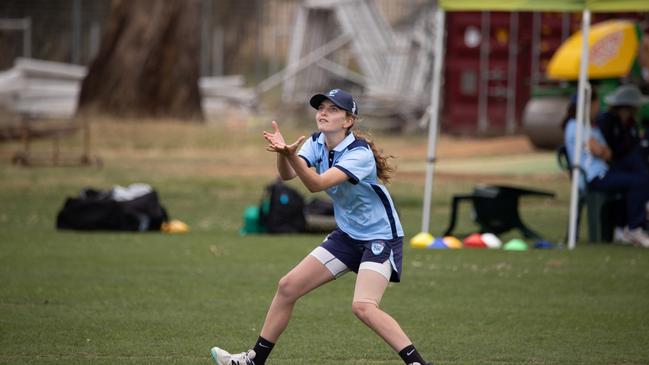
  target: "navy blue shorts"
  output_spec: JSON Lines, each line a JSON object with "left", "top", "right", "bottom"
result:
{"left": 318, "top": 228, "right": 403, "bottom": 283}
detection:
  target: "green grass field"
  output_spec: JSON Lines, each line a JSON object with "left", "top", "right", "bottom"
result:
{"left": 1, "top": 121, "right": 648, "bottom": 364}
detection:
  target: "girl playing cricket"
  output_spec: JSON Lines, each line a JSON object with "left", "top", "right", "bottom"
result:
{"left": 211, "top": 89, "right": 433, "bottom": 365}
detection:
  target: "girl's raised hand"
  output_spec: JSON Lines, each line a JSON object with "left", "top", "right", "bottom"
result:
{"left": 263, "top": 121, "right": 305, "bottom": 156}
{"left": 275, "top": 135, "right": 306, "bottom": 156}
{"left": 263, "top": 121, "right": 285, "bottom": 148}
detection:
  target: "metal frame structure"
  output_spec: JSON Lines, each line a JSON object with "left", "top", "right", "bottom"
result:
{"left": 258, "top": 0, "right": 435, "bottom": 118}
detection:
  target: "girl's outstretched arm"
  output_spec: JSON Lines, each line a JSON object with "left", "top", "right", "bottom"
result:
{"left": 283, "top": 154, "right": 348, "bottom": 193}
{"left": 263, "top": 121, "right": 297, "bottom": 180}
{"left": 263, "top": 121, "right": 347, "bottom": 192}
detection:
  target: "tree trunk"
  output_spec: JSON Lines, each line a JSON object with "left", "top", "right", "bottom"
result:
{"left": 78, "top": 0, "right": 203, "bottom": 121}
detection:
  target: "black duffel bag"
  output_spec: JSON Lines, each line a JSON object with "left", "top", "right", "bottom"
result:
{"left": 56, "top": 186, "right": 168, "bottom": 231}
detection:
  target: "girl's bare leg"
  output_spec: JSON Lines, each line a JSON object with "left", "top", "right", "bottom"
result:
{"left": 351, "top": 268, "right": 412, "bottom": 351}
{"left": 260, "top": 255, "right": 334, "bottom": 342}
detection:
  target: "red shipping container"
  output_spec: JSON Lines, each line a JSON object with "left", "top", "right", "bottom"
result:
{"left": 442, "top": 11, "right": 647, "bottom": 137}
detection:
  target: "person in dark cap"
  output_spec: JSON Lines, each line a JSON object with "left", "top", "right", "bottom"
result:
{"left": 210, "top": 89, "right": 433, "bottom": 365}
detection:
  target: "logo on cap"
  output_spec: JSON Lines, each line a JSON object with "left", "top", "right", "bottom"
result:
{"left": 328, "top": 89, "right": 340, "bottom": 97}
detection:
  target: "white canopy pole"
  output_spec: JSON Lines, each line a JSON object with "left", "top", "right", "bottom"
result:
{"left": 420, "top": 8, "right": 446, "bottom": 234}
{"left": 567, "top": 9, "right": 591, "bottom": 250}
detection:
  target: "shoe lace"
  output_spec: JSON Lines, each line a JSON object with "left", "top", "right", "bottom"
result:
{"left": 229, "top": 350, "right": 255, "bottom": 365}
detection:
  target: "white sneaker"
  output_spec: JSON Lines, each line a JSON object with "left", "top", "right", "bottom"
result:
{"left": 614, "top": 227, "right": 632, "bottom": 245}
{"left": 210, "top": 347, "right": 256, "bottom": 365}
{"left": 623, "top": 227, "right": 649, "bottom": 248}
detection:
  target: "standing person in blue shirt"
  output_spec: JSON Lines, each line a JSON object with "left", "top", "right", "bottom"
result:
{"left": 210, "top": 89, "right": 433, "bottom": 365}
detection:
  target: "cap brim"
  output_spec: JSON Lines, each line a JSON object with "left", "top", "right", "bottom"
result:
{"left": 605, "top": 94, "right": 649, "bottom": 107}
{"left": 642, "top": 95, "right": 649, "bottom": 105}
{"left": 603, "top": 95, "right": 617, "bottom": 105}
{"left": 309, "top": 94, "right": 329, "bottom": 110}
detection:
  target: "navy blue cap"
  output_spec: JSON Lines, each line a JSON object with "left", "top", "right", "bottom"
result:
{"left": 309, "top": 89, "right": 358, "bottom": 116}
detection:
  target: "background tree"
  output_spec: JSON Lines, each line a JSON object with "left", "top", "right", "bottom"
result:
{"left": 78, "top": 0, "right": 203, "bottom": 121}
{"left": 213, "top": 0, "right": 261, "bottom": 76}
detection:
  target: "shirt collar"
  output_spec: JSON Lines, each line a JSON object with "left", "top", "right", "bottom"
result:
{"left": 317, "top": 132, "right": 356, "bottom": 152}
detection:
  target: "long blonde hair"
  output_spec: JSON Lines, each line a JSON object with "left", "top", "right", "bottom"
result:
{"left": 346, "top": 114, "right": 395, "bottom": 183}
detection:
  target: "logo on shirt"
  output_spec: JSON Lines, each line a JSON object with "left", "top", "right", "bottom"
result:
{"left": 371, "top": 241, "right": 385, "bottom": 255}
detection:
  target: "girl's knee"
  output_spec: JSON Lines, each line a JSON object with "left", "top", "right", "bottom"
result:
{"left": 276, "top": 274, "right": 300, "bottom": 301}
{"left": 351, "top": 300, "right": 377, "bottom": 322}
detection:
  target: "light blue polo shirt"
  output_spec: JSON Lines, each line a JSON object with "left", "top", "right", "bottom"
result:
{"left": 298, "top": 132, "right": 404, "bottom": 241}
{"left": 564, "top": 118, "right": 609, "bottom": 190}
